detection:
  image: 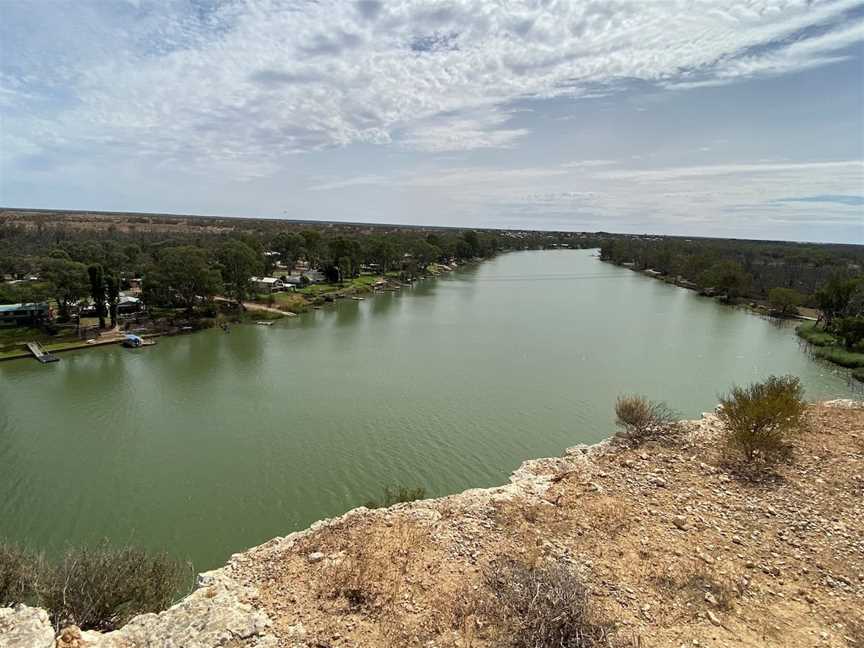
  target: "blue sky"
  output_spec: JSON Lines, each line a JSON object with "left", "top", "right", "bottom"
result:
{"left": 1, "top": 0, "right": 862, "bottom": 243}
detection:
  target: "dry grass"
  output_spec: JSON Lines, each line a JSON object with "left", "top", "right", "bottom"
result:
{"left": 324, "top": 519, "right": 429, "bottom": 613}
{"left": 653, "top": 559, "right": 745, "bottom": 614}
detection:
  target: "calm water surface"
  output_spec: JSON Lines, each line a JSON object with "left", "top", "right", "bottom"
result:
{"left": 0, "top": 250, "right": 856, "bottom": 568}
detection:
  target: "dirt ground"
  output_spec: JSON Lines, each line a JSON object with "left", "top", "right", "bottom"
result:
{"left": 224, "top": 402, "right": 863, "bottom": 648}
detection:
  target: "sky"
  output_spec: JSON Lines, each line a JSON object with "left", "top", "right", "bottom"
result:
{"left": 1, "top": 0, "right": 863, "bottom": 243}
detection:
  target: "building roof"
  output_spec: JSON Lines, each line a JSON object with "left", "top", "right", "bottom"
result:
{"left": 251, "top": 276, "right": 282, "bottom": 284}
{"left": 0, "top": 302, "right": 49, "bottom": 313}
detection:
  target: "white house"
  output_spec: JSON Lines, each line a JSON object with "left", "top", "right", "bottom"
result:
{"left": 250, "top": 276, "right": 287, "bottom": 293}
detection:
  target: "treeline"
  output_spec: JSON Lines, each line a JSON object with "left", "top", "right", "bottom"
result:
{"left": 0, "top": 213, "right": 601, "bottom": 319}
{"left": 600, "top": 236, "right": 864, "bottom": 307}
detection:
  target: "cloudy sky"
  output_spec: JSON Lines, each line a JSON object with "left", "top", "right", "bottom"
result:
{"left": 1, "top": 0, "right": 863, "bottom": 242}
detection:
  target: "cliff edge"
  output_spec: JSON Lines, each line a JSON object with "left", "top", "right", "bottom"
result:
{"left": 3, "top": 401, "right": 862, "bottom": 648}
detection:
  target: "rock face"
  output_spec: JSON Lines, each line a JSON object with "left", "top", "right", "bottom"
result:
{"left": 0, "top": 573, "right": 276, "bottom": 648}
{"left": 0, "top": 606, "right": 54, "bottom": 648}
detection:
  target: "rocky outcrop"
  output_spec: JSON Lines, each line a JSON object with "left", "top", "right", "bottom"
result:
{"left": 0, "top": 606, "right": 55, "bottom": 648}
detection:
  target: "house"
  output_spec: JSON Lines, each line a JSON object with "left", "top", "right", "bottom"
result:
{"left": 117, "top": 294, "right": 144, "bottom": 315}
{"left": 251, "top": 276, "right": 286, "bottom": 293}
{"left": 0, "top": 302, "right": 51, "bottom": 327}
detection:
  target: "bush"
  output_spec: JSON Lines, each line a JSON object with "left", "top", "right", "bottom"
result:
{"left": 363, "top": 485, "right": 426, "bottom": 509}
{"left": 0, "top": 542, "right": 41, "bottom": 606}
{"left": 718, "top": 375, "right": 806, "bottom": 465}
{"left": 483, "top": 559, "right": 610, "bottom": 648}
{"left": 614, "top": 395, "right": 681, "bottom": 444}
{"left": 39, "top": 542, "right": 191, "bottom": 631}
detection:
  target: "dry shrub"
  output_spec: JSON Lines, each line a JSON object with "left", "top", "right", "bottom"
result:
{"left": 718, "top": 375, "right": 806, "bottom": 467}
{"left": 0, "top": 541, "right": 41, "bottom": 606}
{"left": 40, "top": 541, "right": 192, "bottom": 631}
{"left": 483, "top": 559, "right": 611, "bottom": 648}
{"left": 327, "top": 519, "right": 427, "bottom": 612}
{"left": 614, "top": 395, "right": 681, "bottom": 445}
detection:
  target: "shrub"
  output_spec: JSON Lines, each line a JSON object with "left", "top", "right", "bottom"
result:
{"left": 0, "top": 542, "right": 41, "bottom": 606}
{"left": 614, "top": 395, "right": 681, "bottom": 444}
{"left": 39, "top": 542, "right": 191, "bottom": 631}
{"left": 717, "top": 375, "right": 806, "bottom": 465}
{"left": 363, "top": 485, "right": 426, "bottom": 509}
{"left": 483, "top": 559, "right": 610, "bottom": 648}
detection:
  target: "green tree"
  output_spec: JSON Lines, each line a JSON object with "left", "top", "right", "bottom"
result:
{"left": 144, "top": 247, "right": 222, "bottom": 314}
{"left": 834, "top": 316, "right": 864, "bottom": 350}
{"left": 272, "top": 232, "right": 306, "bottom": 268}
{"left": 815, "top": 276, "right": 863, "bottom": 327}
{"left": 104, "top": 271, "right": 120, "bottom": 328}
{"left": 42, "top": 259, "right": 89, "bottom": 322}
{"left": 768, "top": 287, "right": 803, "bottom": 316}
{"left": 301, "top": 230, "right": 324, "bottom": 269}
{"left": 366, "top": 237, "right": 400, "bottom": 272}
{"left": 217, "top": 240, "right": 260, "bottom": 308}
{"left": 88, "top": 264, "right": 107, "bottom": 328}
{"left": 701, "top": 261, "right": 752, "bottom": 302}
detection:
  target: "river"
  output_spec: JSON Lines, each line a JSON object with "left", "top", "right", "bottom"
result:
{"left": 0, "top": 250, "right": 856, "bottom": 569}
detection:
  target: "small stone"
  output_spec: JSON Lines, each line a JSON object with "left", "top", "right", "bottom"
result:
{"left": 307, "top": 551, "right": 325, "bottom": 563}
{"left": 672, "top": 515, "right": 689, "bottom": 531}
{"left": 707, "top": 611, "right": 722, "bottom": 626}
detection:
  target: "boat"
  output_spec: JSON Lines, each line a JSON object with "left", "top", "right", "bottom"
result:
{"left": 122, "top": 334, "right": 156, "bottom": 348}
{"left": 256, "top": 320, "right": 274, "bottom": 326}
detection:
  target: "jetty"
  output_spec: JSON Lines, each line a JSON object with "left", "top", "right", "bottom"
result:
{"left": 25, "top": 341, "right": 59, "bottom": 363}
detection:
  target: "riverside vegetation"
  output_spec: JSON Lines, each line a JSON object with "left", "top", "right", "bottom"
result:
{"left": 6, "top": 376, "right": 859, "bottom": 648}
{"left": 600, "top": 236, "right": 864, "bottom": 380}
{"left": 0, "top": 209, "right": 605, "bottom": 359}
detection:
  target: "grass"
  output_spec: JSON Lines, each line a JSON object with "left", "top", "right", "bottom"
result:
{"left": 812, "top": 346, "right": 864, "bottom": 369}
{"left": 795, "top": 322, "right": 838, "bottom": 347}
{"left": 269, "top": 292, "right": 310, "bottom": 313}
{"left": 797, "top": 322, "right": 864, "bottom": 379}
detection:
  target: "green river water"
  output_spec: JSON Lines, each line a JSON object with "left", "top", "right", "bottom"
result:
{"left": 0, "top": 250, "right": 857, "bottom": 569}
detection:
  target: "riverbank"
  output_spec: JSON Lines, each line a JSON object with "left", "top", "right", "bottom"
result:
{"left": 0, "top": 265, "right": 463, "bottom": 364}
{"left": 797, "top": 323, "right": 864, "bottom": 382}
{"left": 6, "top": 400, "right": 862, "bottom": 647}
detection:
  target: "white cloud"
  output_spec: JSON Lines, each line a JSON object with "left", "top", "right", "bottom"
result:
{"left": 3, "top": 0, "right": 863, "bottom": 174}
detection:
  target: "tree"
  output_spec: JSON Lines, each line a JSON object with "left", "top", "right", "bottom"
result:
{"left": 42, "top": 259, "right": 89, "bottom": 322}
{"left": 301, "top": 230, "right": 323, "bottom": 269}
{"left": 366, "top": 237, "right": 400, "bottom": 272}
{"left": 328, "top": 237, "right": 362, "bottom": 279}
{"left": 144, "top": 247, "right": 222, "bottom": 315}
{"left": 462, "top": 230, "right": 480, "bottom": 257}
{"left": 88, "top": 264, "right": 107, "bottom": 328}
{"left": 815, "top": 276, "right": 863, "bottom": 327}
{"left": 104, "top": 271, "right": 120, "bottom": 328}
{"left": 834, "top": 316, "right": 864, "bottom": 350}
{"left": 701, "top": 261, "right": 752, "bottom": 302}
{"left": 767, "top": 287, "right": 803, "bottom": 316}
{"left": 217, "top": 240, "right": 260, "bottom": 308}
{"left": 410, "top": 239, "right": 441, "bottom": 272}
{"left": 272, "top": 232, "right": 306, "bottom": 268}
